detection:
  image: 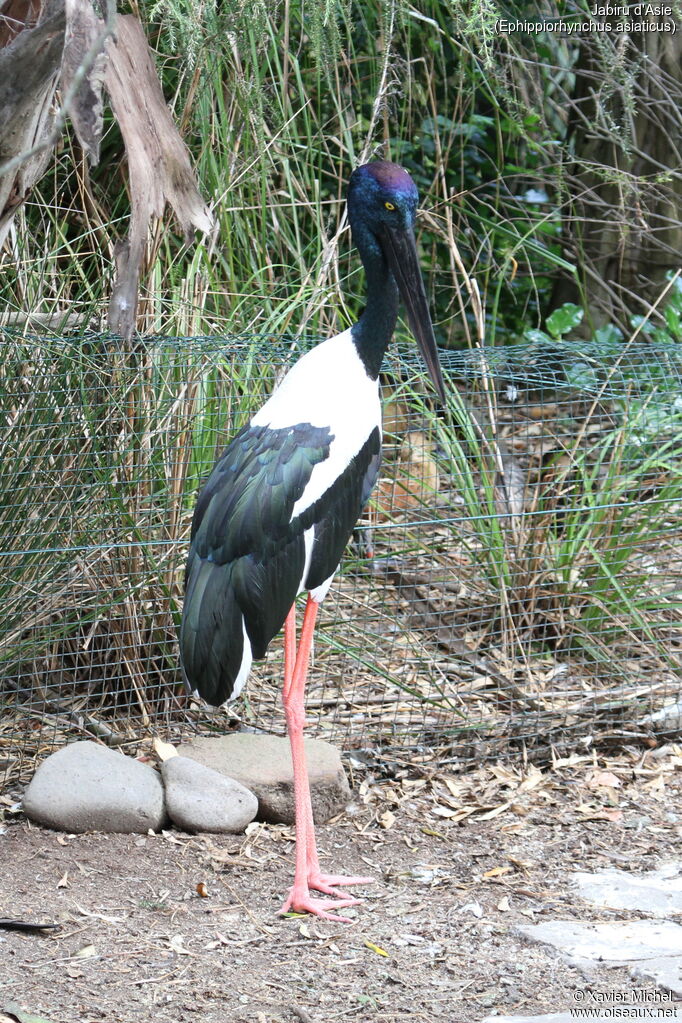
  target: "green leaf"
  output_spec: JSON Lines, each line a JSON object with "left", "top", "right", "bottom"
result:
{"left": 665, "top": 304, "right": 681, "bottom": 339}
{"left": 630, "top": 314, "right": 655, "bottom": 335}
{"left": 594, "top": 323, "right": 623, "bottom": 345}
{"left": 666, "top": 269, "right": 682, "bottom": 295}
{"left": 546, "top": 303, "right": 584, "bottom": 338}
{"left": 566, "top": 361, "right": 598, "bottom": 390}
{"left": 523, "top": 327, "right": 553, "bottom": 345}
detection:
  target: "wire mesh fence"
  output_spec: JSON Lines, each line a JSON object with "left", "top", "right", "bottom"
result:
{"left": 2, "top": 330, "right": 682, "bottom": 790}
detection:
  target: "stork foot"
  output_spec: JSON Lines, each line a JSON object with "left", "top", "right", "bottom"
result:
{"left": 279, "top": 886, "right": 360, "bottom": 923}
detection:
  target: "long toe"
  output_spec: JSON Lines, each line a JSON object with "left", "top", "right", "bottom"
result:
{"left": 309, "top": 872, "right": 375, "bottom": 893}
{"left": 279, "top": 887, "right": 360, "bottom": 923}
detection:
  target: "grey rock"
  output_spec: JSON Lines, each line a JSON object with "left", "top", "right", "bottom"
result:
{"left": 162, "top": 755, "right": 258, "bottom": 833}
{"left": 484, "top": 1016, "right": 682, "bottom": 1023}
{"left": 22, "top": 740, "right": 167, "bottom": 833}
{"left": 517, "top": 919, "right": 682, "bottom": 997}
{"left": 574, "top": 863, "right": 682, "bottom": 917}
{"left": 177, "top": 733, "right": 351, "bottom": 824}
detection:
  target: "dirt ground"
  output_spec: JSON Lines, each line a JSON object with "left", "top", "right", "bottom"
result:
{"left": 0, "top": 744, "right": 681, "bottom": 1023}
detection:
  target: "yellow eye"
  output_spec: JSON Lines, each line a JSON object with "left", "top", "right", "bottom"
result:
{"left": 384, "top": 201, "right": 395, "bottom": 211}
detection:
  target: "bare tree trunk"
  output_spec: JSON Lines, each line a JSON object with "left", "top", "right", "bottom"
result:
{"left": 552, "top": 15, "right": 682, "bottom": 330}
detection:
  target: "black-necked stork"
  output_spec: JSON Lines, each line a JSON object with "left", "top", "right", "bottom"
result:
{"left": 180, "top": 161, "right": 445, "bottom": 922}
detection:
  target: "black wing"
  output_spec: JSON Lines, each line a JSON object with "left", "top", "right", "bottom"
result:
{"left": 180, "top": 423, "right": 331, "bottom": 705}
{"left": 180, "top": 422, "right": 382, "bottom": 707}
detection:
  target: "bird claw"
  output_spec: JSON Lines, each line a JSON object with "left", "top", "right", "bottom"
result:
{"left": 279, "top": 887, "right": 360, "bottom": 923}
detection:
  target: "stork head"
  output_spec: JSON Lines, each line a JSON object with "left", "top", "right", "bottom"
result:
{"left": 348, "top": 161, "right": 445, "bottom": 403}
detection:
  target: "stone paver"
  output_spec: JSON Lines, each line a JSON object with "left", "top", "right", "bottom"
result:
{"left": 516, "top": 919, "right": 682, "bottom": 996}
{"left": 574, "top": 863, "right": 682, "bottom": 917}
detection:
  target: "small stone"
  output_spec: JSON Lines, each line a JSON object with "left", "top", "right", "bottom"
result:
{"left": 176, "top": 733, "right": 351, "bottom": 824}
{"left": 22, "top": 740, "right": 167, "bottom": 834}
{"left": 162, "top": 756, "right": 258, "bottom": 833}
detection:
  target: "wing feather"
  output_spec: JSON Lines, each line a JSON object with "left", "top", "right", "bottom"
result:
{"left": 180, "top": 422, "right": 382, "bottom": 706}
{"left": 180, "top": 423, "right": 331, "bottom": 704}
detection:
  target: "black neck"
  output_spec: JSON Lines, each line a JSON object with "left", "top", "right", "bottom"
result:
{"left": 350, "top": 229, "right": 399, "bottom": 381}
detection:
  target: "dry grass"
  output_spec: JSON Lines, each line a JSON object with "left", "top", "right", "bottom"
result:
{"left": 2, "top": 334, "right": 682, "bottom": 793}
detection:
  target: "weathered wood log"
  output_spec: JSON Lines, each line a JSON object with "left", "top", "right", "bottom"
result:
{"left": 0, "top": 1, "right": 211, "bottom": 333}
{"left": 104, "top": 15, "right": 213, "bottom": 338}
{"left": 0, "top": 3, "right": 65, "bottom": 246}
{"left": 61, "top": 0, "right": 106, "bottom": 163}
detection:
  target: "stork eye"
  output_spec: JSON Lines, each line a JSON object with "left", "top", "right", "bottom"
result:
{"left": 384, "top": 201, "right": 396, "bottom": 211}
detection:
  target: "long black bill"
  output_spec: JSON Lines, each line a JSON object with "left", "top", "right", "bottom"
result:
{"left": 380, "top": 223, "right": 446, "bottom": 403}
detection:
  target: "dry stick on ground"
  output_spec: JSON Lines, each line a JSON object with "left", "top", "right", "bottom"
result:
{"left": 0, "top": 918, "right": 61, "bottom": 933}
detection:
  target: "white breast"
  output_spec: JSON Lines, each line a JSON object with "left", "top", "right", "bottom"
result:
{"left": 251, "top": 330, "right": 382, "bottom": 518}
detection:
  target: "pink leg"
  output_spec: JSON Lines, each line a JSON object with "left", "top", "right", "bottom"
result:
{"left": 278, "top": 596, "right": 372, "bottom": 922}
